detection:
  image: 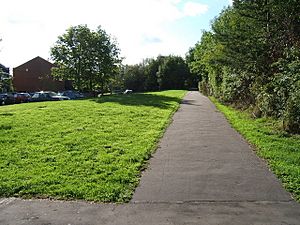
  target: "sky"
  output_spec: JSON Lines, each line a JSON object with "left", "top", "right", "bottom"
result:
{"left": 0, "top": 0, "right": 232, "bottom": 70}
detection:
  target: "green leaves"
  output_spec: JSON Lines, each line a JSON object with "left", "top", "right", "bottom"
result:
{"left": 189, "top": 0, "right": 300, "bottom": 133}
{"left": 120, "top": 55, "right": 194, "bottom": 92}
{"left": 50, "top": 25, "right": 121, "bottom": 92}
{"left": 157, "top": 56, "right": 189, "bottom": 90}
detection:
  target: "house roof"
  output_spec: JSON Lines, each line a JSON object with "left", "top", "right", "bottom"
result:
{"left": 14, "top": 56, "right": 54, "bottom": 69}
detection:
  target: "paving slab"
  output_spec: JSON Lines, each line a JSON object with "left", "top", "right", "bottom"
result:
{"left": 1, "top": 198, "right": 300, "bottom": 225}
{"left": 0, "top": 91, "right": 299, "bottom": 225}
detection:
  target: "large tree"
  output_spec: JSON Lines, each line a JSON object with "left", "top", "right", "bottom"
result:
{"left": 51, "top": 25, "right": 121, "bottom": 93}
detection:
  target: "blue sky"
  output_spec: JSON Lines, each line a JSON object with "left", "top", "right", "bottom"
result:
{"left": 0, "top": 0, "right": 231, "bottom": 69}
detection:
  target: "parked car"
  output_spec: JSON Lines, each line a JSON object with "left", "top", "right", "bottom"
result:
{"left": 0, "top": 93, "right": 15, "bottom": 105}
{"left": 14, "top": 93, "right": 31, "bottom": 103}
{"left": 58, "top": 90, "right": 84, "bottom": 100}
{"left": 31, "top": 91, "right": 70, "bottom": 102}
{"left": 123, "top": 89, "right": 133, "bottom": 94}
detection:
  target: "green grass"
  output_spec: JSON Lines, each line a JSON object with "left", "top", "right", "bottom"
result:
{"left": 0, "top": 90, "right": 186, "bottom": 202}
{"left": 210, "top": 97, "right": 300, "bottom": 202}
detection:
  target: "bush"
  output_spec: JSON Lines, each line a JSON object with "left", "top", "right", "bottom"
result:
{"left": 199, "top": 81, "right": 210, "bottom": 96}
{"left": 256, "top": 83, "right": 282, "bottom": 117}
{"left": 284, "top": 86, "right": 300, "bottom": 133}
{"left": 256, "top": 47, "right": 300, "bottom": 127}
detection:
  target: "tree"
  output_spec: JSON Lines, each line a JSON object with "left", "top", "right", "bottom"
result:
{"left": 143, "top": 58, "right": 160, "bottom": 91}
{"left": 51, "top": 25, "right": 121, "bottom": 93}
{"left": 122, "top": 64, "right": 147, "bottom": 92}
{"left": 185, "top": 47, "right": 199, "bottom": 89}
{"left": 157, "top": 55, "right": 190, "bottom": 90}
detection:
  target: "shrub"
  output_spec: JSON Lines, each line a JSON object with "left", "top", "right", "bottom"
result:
{"left": 256, "top": 83, "right": 282, "bottom": 117}
{"left": 273, "top": 47, "right": 300, "bottom": 133}
{"left": 199, "top": 81, "right": 210, "bottom": 96}
{"left": 256, "top": 47, "right": 300, "bottom": 125}
{"left": 283, "top": 85, "right": 300, "bottom": 133}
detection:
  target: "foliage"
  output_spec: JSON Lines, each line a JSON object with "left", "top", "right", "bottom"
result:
{"left": 198, "top": 80, "right": 209, "bottom": 96}
{"left": 157, "top": 55, "right": 190, "bottom": 90}
{"left": 211, "top": 97, "right": 300, "bottom": 202}
{"left": 122, "top": 64, "right": 147, "bottom": 92}
{"left": 284, "top": 87, "right": 300, "bottom": 133}
{"left": 0, "top": 68, "right": 13, "bottom": 93}
{"left": 121, "top": 55, "right": 196, "bottom": 92}
{"left": 185, "top": 47, "right": 199, "bottom": 87}
{"left": 51, "top": 25, "right": 121, "bottom": 93}
{"left": 0, "top": 90, "right": 186, "bottom": 202}
{"left": 0, "top": 77, "right": 14, "bottom": 93}
{"left": 143, "top": 57, "right": 162, "bottom": 91}
{"left": 189, "top": 1, "right": 300, "bottom": 133}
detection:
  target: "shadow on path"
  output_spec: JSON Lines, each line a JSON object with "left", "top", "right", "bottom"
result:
{"left": 181, "top": 99, "right": 202, "bottom": 106}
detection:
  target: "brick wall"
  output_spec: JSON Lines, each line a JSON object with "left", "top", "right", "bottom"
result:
{"left": 13, "top": 56, "right": 66, "bottom": 92}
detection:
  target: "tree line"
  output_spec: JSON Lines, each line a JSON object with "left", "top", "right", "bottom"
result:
{"left": 117, "top": 55, "right": 198, "bottom": 92}
{"left": 187, "top": 0, "right": 300, "bottom": 133}
{"left": 50, "top": 25, "right": 197, "bottom": 94}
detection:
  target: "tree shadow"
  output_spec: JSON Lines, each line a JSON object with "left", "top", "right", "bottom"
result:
{"left": 90, "top": 93, "right": 183, "bottom": 109}
{"left": 181, "top": 99, "right": 202, "bottom": 106}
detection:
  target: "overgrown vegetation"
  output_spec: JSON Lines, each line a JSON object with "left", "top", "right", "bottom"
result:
{"left": 188, "top": 0, "right": 300, "bottom": 133}
{"left": 0, "top": 90, "right": 186, "bottom": 202}
{"left": 211, "top": 97, "right": 300, "bottom": 202}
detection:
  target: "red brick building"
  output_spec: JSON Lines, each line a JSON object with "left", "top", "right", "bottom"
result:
{"left": 13, "top": 56, "right": 70, "bottom": 92}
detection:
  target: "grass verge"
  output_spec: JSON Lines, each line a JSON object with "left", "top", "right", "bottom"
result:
{"left": 0, "top": 90, "right": 186, "bottom": 202}
{"left": 210, "top": 97, "right": 300, "bottom": 202}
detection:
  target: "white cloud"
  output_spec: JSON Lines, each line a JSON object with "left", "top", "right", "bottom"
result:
{"left": 183, "top": 2, "right": 208, "bottom": 17}
{"left": 0, "top": 0, "right": 209, "bottom": 68}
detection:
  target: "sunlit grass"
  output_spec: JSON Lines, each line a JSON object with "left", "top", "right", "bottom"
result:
{"left": 0, "top": 90, "right": 186, "bottom": 202}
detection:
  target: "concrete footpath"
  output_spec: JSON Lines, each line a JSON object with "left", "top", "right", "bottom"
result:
{"left": 1, "top": 91, "right": 299, "bottom": 225}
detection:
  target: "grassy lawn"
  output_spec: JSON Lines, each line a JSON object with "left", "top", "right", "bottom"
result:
{"left": 0, "top": 90, "right": 186, "bottom": 202}
{"left": 211, "top": 97, "right": 300, "bottom": 202}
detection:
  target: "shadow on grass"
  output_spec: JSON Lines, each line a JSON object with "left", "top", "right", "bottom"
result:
{"left": 90, "top": 93, "right": 182, "bottom": 109}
